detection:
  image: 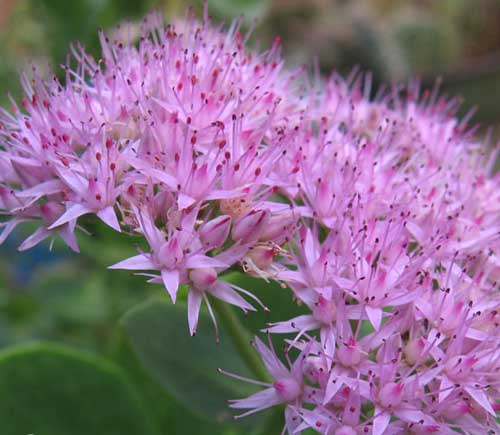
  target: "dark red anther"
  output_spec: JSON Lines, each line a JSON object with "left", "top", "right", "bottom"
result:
{"left": 190, "top": 135, "right": 197, "bottom": 145}
{"left": 254, "top": 167, "right": 261, "bottom": 176}
{"left": 106, "top": 138, "right": 113, "bottom": 148}
{"left": 95, "top": 152, "right": 102, "bottom": 161}
{"left": 110, "top": 163, "right": 116, "bottom": 171}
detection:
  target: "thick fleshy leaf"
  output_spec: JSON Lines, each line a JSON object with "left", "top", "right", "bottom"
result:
{"left": 121, "top": 298, "right": 256, "bottom": 422}
{"left": 0, "top": 342, "right": 158, "bottom": 435}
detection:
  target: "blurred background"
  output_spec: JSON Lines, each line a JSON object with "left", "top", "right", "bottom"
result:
{"left": 0, "top": 0, "right": 499, "bottom": 434}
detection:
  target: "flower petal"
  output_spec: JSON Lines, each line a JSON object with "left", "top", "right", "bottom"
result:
{"left": 161, "top": 269, "right": 180, "bottom": 303}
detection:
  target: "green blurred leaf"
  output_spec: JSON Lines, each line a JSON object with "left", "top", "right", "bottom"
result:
{"left": 112, "top": 332, "right": 238, "bottom": 435}
{"left": 0, "top": 342, "right": 158, "bottom": 435}
{"left": 121, "top": 298, "right": 257, "bottom": 423}
{"left": 202, "top": 0, "right": 270, "bottom": 21}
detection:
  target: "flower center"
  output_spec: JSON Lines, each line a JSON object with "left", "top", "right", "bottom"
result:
{"left": 273, "top": 378, "right": 301, "bottom": 402}
{"left": 312, "top": 296, "right": 336, "bottom": 325}
{"left": 189, "top": 268, "right": 218, "bottom": 291}
{"left": 378, "top": 382, "right": 404, "bottom": 409}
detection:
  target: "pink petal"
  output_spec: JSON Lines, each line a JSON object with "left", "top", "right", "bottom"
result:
{"left": 229, "top": 387, "right": 281, "bottom": 410}
{"left": 0, "top": 219, "right": 26, "bottom": 244}
{"left": 439, "top": 376, "right": 454, "bottom": 403}
{"left": 209, "top": 282, "right": 254, "bottom": 312}
{"left": 185, "top": 254, "right": 228, "bottom": 269}
{"left": 161, "top": 269, "right": 180, "bottom": 303}
{"left": 109, "top": 254, "right": 155, "bottom": 270}
{"left": 365, "top": 305, "right": 382, "bottom": 331}
{"left": 303, "top": 229, "right": 317, "bottom": 266}
{"left": 320, "top": 326, "right": 336, "bottom": 360}
{"left": 59, "top": 225, "right": 80, "bottom": 252}
{"left": 264, "top": 315, "right": 318, "bottom": 334}
{"left": 178, "top": 193, "right": 196, "bottom": 210}
{"left": 56, "top": 168, "right": 87, "bottom": 196}
{"left": 187, "top": 290, "right": 203, "bottom": 336}
{"left": 465, "top": 386, "right": 496, "bottom": 416}
{"left": 372, "top": 409, "right": 391, "bottom": 435}
{"left": 96, "top": 205, "right": 121, "bottom": 232}
{"left": 48, "top": 203, "right": 92, "bottom": 229}
{"left": 128, "top": 157, "right": 178, "bottom": 190}
{"left": 324, "top": 372, "right": 344, "bottom": 403}
{"left": 16, "top": 179, "right": 63, "bottom": 200}
{"left": 254, "top": 337, "right": 289, "bottom": 380}
{"left": 18, "top": 227, "right": 51, "bottom": 251}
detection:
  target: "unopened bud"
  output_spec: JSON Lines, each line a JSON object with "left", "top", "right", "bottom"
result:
{"left": 247, "top": 245, "right": 276, "bottom": 270}
{"left": 189, "top": 268, "right": 218, "bottom": 291}
{"left": 232, "top": 209, "right": 270, "bottom": 243}
{"left": 378, "top": 382, "right": 404, "bottom": 409}
{"left": 199, "top": 215, "right": 231, "bottom": 249}
{"left": 404, "top": 337, "right": 425, "bottom": 366}
{"left": 337, "top": 339, "right": 362, "bottom": 367}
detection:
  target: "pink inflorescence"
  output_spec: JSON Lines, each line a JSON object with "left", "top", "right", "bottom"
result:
{"left": 0, "top": 8, "right": 499, "bottom": 434}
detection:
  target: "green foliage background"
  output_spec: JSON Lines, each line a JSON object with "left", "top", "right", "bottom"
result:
{"left": 0, "top": 0, "right": 499, "bottom": 433}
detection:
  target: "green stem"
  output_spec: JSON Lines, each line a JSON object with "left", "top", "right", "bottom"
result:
{"left": 211, "top": 297, "right": 271, "bottom": 383}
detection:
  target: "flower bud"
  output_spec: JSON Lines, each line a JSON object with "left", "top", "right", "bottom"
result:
{"left": 198, "top": 215, "right": 231, "bottom": 249}
{"left": 378, "top": 382, "right": 404, "bottom": 409}
{"left": 303, "top": 356, "right": 328, "bottom": 384}
{"left": 232, "top": 209, "right": 270, "bottom": 243}
{"left": 260, "top": 211, "right": 294, "bottom": 242}
{"left": 404, "top": 337, "right": 425, "bottom": 365}
{"left": 273, "top": 378, "right": 301, "bottom": 402}
{"left": 337, "top": 339, "right": 362, "bottom": 367}
{"left": 246, "top": 244, "right": 276, "bottom": 270}
{"left": 441, "top": 399, "right": 472, "bottom": 420}
{"left": 312, "top": 296, "right": 336, "bottom": 325}
{"left": 189, "top": 268, "right": 218, "bottom": 291}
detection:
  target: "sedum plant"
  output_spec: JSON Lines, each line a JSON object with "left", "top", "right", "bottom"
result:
{"left": 0, "top": 6, "right": 499, "bottom": 435}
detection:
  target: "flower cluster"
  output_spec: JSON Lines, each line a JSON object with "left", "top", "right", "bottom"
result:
{"left": 1, "top": 8, "right": 499, "bottom": 434}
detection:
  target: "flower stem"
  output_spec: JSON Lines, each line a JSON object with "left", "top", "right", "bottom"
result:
{"left": 211, "top": 297, "right": 271, "bottom": 383}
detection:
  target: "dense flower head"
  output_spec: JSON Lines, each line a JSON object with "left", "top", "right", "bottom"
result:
{"left": 1, "top": 6, "right": 499, "bottom": 434}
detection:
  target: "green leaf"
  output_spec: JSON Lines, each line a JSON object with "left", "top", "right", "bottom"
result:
{"left": 111, "top": 332, "right": 238, "bottom": 435}
{"left": 0, "top": 342, "right": 158, "bottom": 435}
{"left": 121, "top": 298, "right": 257, "bottom": 423}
